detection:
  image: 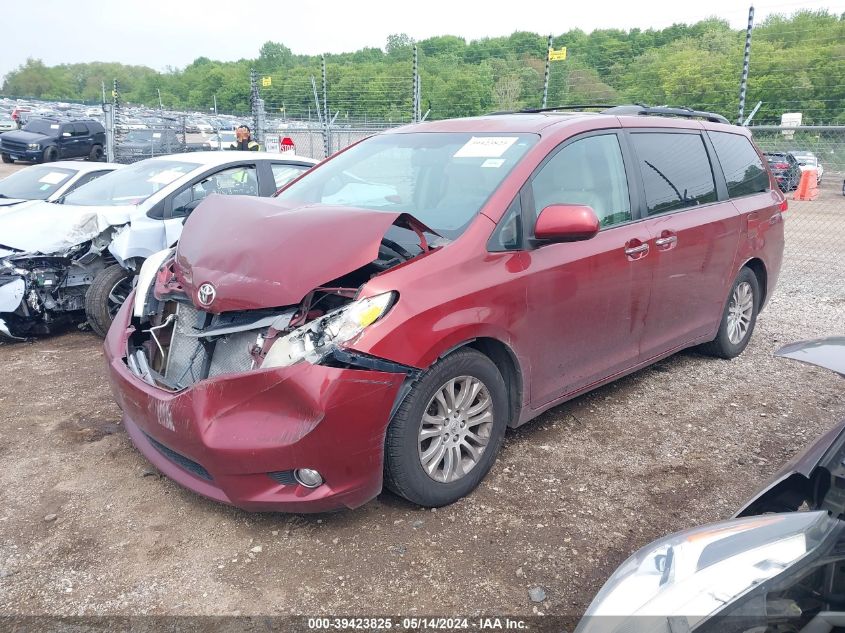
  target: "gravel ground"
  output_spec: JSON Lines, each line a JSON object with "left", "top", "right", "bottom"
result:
{"left": 0, "top": 167, "right": 843, "bottom": 619}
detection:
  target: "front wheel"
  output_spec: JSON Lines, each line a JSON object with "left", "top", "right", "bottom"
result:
{"left": 1, "top": 154, "right": 12, "bottom": 164}
{"left": 85, "top": 264, "right": 135, "bottom": 338}
{"left": 384, "top": 348, "right": 508, "bottom": 507}
{"left": 699, "top": 267, "right": 760, "bottom": 359}
{"left": 42, "top": 146, "right": 58, "bottom": 163}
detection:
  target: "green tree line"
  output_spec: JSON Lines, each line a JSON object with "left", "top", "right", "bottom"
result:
{"left": 2, "top": 10, "right": 843, "bottom": 124}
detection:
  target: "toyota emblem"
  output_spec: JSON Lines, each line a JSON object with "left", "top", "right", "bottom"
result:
{"left": 197, "top": 283, "right": 216, "bottom": 306}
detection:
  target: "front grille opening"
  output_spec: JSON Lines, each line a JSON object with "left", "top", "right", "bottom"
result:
{"left": 267, "top": 470, "right": 298, "bottom": 486}
{"left": 144, "top": 432, "right": 213, "bottom": 481}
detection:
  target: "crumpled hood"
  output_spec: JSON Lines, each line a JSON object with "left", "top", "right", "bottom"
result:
{"left": 175, "top": 195, "right": 405, "bottom": 312}
{"left": 0, "top": 200, "right": 139, "bottom": 254}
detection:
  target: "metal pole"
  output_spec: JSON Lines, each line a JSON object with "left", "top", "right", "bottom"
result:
{"left": 250, "top": 68, "right": 259, "bottom": 135}
{"left": 413, "top": 44, "right": 419, "bottom": 123}
{"left": 213, "top": 94, "right": 217, "bottom": 116}
{"left": 101, "top": 81, "right": 106, "bottom": 105}
{"left": 542, "top": 35, "right": 553, "bottom": 109}
{"left": 157, "top": 88, "right": 163, "bottom": 111}
{"left": 738, "top": 5, "right": 755, "bottom": 125}
{"left": 311, "top": 75, "right": 328, "bottom": 157}
{"left": 321, "top": 56, "right": 328, "bottom": 127}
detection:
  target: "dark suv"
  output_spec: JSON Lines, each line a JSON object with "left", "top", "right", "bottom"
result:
{"left": 764, "top": 151, "right": 802, "bottom": 191}
{"left": 0, "top": 118, "right": 106, "bottom": 164}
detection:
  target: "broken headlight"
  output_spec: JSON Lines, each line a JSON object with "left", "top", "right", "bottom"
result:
{"left": 262, "top": 291, "right": 396, "bottom": 369}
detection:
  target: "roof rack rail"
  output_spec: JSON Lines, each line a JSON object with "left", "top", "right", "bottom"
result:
{"left": 519, "top": 104, "right": 618, "bottom": 114}
{"left": 601, "top": 104, "right": 729, "bottom": 124}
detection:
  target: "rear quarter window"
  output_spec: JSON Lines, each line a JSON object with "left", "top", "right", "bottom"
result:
{"left": 708, "top": 131, "right": 769, "bottom": 198}
{"left": 630, "top": 132, "right": 717, "bottom": 216}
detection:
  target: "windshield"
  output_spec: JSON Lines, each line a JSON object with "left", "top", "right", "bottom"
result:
{"left": 61, "top": 159, "right": 199, "bottom": 206}
{"left": 23, "top": 120, "right": 60, "bottom": 135}
{"left": 0, "top": 165, "right": 75, "bottom": 200}
{"left": 277, "top": 132, "right": 538, "bottom": 238}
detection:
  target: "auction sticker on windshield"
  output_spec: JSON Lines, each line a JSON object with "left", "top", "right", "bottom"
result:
{"left": 454, "top": 136, "right": 518, "bottom": 158}
{"left": 39, "top": 172, "right": 69, "bottom": 185}
{"left": 147, "top": 170, "right": 187, "bottom": 185}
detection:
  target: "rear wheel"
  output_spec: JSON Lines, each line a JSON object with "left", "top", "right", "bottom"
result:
{"left": 699, "top": 267, "right": 760, "bottom": 359}
{"left": 1, "top": 154, "right": 12, "bottom": 164}
{"left": 42, "top": 146, "right": 58, "bottom": 163}
{"left": 384, "top": 348, "right": 508, "bottom": 507}
{"left": 88, "top": 144, "right": 104, "bottom": 161}
{"left": 85, "top": 264, "right": 134, "bottom": 338}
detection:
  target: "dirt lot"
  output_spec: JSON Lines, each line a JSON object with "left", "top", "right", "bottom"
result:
{"left": 0, "top": 167, "right": 844, "bottom": 619}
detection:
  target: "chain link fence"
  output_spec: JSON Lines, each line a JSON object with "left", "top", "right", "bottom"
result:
{"left": 749, "top": 126, "right": 845, "bottom": 300}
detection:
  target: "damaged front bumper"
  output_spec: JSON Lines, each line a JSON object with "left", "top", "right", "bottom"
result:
{"left": 105, "top": 298, "right": 411, "bottom": 513}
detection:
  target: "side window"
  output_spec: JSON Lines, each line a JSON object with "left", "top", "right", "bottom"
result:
{"left": 630, "top": 133, "right": 717, "bottom": 215}
{"left": 63, "top": 171, "right": 109, "bottom": 194}
{"left": 708, "top": 132, "right": 769, "bottom": 198}
{"left": 73, "top": 122, "right": 89, "bottom": 137}
{"left": 271, "top": 164, "right": 308, "bottom": 189}
{"left": 171, "top": 165, "right": 259, "bottom": 217}
{"left": 489, "top": 195, "right": 523, "bottom": 252}
{"left": 531, "top": 134, "right": 632, "bottom": 229}
{"left": 60, "top": 124, "right": 74, "bottom": 138}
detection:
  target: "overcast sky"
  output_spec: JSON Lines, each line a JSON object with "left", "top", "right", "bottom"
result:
{"left": 2, "top": 0, "right": 842, "bottom": 83}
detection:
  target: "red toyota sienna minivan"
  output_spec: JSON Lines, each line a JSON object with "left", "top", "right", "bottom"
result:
{"left": 105, "top": 106, "right": 785, "bottom": 513}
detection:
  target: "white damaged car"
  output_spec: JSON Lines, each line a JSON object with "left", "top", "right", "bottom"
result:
{"left": 0, "top": 161, "right": 120, "bottom": 213}
{"left": 0, "top": 151, "right": 317, "bottom": 339}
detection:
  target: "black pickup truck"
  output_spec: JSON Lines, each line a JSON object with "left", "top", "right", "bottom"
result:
{"left": 1, "top": 118, "right": 105, "bottom": 163}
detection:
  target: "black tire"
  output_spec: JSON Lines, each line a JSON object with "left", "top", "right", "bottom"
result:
{"left": 85, "top": 264, "right": 135, "bottom": 338}
{"left": 384, "top": 348, "right": 508, "bottom": 507}
{"left": 42, "top": 146, "right": 58, "bottom": 163}
{"left": 88, "top": 144, "right": 104, "bottom": 161}
{"left": 699, "top": 267, "right": 761, "bottom": 359}
{"left": 1, "top": 154, "right": 12, "bottom": 164}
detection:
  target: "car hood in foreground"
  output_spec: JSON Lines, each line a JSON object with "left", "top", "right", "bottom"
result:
{"left": 735, "top": 337, "right": 845, "bottom": 518}
{"left": 0, "top": 201, "right": 139, "bottom": 255}
{"left": 175, "top": 195, "right": 422, "bottom": 313}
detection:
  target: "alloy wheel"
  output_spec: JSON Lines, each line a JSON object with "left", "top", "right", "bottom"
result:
{"left": 418, "top": 376, "right": 494, "bottom": 483}
{"left": 727, "top": 281, "right": 754, "bottom": 345}
{"left": 107, "top": 276, "right": 134, "bottom": 319}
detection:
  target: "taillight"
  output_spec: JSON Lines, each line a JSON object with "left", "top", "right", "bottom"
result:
{"left": 774, "top": 162, "right": 789, "bottom": 169}
{"left": 779, "top": 199, "right": 788, "bottom": 213}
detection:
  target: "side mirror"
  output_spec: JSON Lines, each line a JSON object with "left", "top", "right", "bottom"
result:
{"left": 534, "top": 204, "right": 600, "bottom": 243}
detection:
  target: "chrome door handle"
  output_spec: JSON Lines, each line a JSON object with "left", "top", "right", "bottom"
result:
{"left": 654, "top": 235, "right": 678, "bottom": 247}
{"left": 624, "top": 243, "right": 649, "bottom": 256}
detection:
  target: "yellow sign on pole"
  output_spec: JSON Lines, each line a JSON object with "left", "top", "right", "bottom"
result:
{"left": 548, "top": 47, "right": 567, "bottom": 62}
{"left": 261, "top": 76, "right": 272, "bottom": 87}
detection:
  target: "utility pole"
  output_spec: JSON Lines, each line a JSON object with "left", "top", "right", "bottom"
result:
{"left": 738, "top": 5, "right": 755, "bottom": 125}
{"left": 157, "top": 88, "right": 163, "bottom": 111}
{"left": 101, "top": 81, "right": 106, "bottom": 105}
{"left": 542, "top": 35, "right": 553, "bottom": 109}
{"left": 213, "top": 94, "right": 218, "bottom": 116}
